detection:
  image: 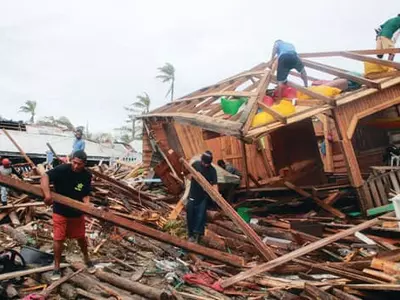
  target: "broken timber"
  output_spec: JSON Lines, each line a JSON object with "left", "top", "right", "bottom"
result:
{"left": 0, "top": 174, "right": 244, "bottom": 267}
{"left": 284, "top": 181, "right": 346, "bottom": 218}
{"left": 220, "top": 211, "right": 394, "bottom": 288}
{"left": 180, "top": 158, "right": 277, "bottom": 261}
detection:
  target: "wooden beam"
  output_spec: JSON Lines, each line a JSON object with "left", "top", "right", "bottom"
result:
{"left": 140, "top": 112, "right": 243, "bottom": 137}
{"left": 0, "top": 264, "right": 70, "bottom": 282}
{"left": 340, "top": 51, "right": 400, "bottom": 70}
{"left": 220, "top": 211, "right": 394, "bottom": 288}
{"left": 302, "top": 59, "right": 381, "bottom": 89}
{"left": 299, "top": 48, "right": 400, "bottom": 58}
{"left": 241, "top": 60, "right": 277, "bottom": 135}
{"left": 304, "top": 283, "right": 339, "bottom": 300}
{"left": 2, "top": 128, "right": 36, "bottom": 169}
{"left": 271, "top": 76, "right": 335, "bottom": 105}
{"left": 176, "top": 91, "right": 257, "bottom": 103}
{"left": 347, "top": 95, "right": 400, "bottom": 139}
{"left": 295, "top": 99, "right": 326, "bottom": 106}
{"left": 344, "top": 284, "right": 400, "bottom": 291}
{"left": 332, "top": 110, "right": 364, "bottom": 188}
{"left": 322, "top": 113, "right": 334, "bottom": 172}
{"left": 0, "top": 174, "right": 245, "bottom": 267}
{"left": 180, "top": 158, "right": 277, "bottom": 261}
{"left": 284, "top": 181, "right": 346, "bottom": 218}
{"left": 258, "top": 101, "right": 287, "bottom": 123}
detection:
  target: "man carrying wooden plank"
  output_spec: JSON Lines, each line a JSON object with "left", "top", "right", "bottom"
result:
{"left": 0, "top": 158, "right": 23, "bottom": 206}
{"left": 271, "top": 40, "right": 308, "bottom": 99}
{"left": 376, "top": 14, "right": 400, "bottom": 61}
{"left": 40, "top": 150, "right": 94, "bottom": 280}
{"left": 186, "top": 151, "right": 218, "bottom": 243}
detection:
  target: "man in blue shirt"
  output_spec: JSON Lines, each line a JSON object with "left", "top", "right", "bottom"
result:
{"left": 71, "top": 129, "right": 85, "bottom": 158}
{"left": 271, "top": 40, "right": 308, "bottom": 99}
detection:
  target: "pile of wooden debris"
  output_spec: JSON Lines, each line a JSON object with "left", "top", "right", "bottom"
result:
{"left": 0, "top": 158, "right": 400, "bottom": 300}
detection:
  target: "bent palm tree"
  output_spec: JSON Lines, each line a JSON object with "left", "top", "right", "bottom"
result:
{"left": 19, "top": 100, "right": 37, "bottom": 123}
{"left": 132, "top": 92, "right": 151, "bottom": 114}
{"left": 156, "top": 63, "right": 175, "bottom": 102}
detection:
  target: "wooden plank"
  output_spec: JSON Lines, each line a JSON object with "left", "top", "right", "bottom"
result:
{"left": 345, "top": 284, "right": 400, "bottom": 291}
{"left": 271, "top": 76, "right": 335, "bottom": 105}
{"left": 2, "top": 128, "right": 36, "bottom": 169}
{"left": 295, "top": 99, "right": 326, "bottom": 106}
{"left": 375, "top": 178, "right": 388, "bottom": 204}
{"left": 221, "top": 211, "right": 394, "bottom": 288}
{"left": 331, "top": 288, "right": 363, "bottom": 300}
{"left": 258, "top": 101, "right": 287, "bottom": 123}
{"left": 0, "top": 264, "right": 70, "bottom": 282}
{"left": 241, "top": 60, "right": 277, "bottom": 135}
{"left": 322, "top": 113, "right": 334, "bottom": 172}
{"left": 391, "top": 172, "right": 400, "bottom": 192}
{"left": 368, "top": 181, "right": 382, "bottom": 207}
{"left": 177, "top": 91, "right": 257, "bottom": 103}
{"left": 241, "top": 141, "right": 250, "bottom": 190}
{"left": 304, "top": 283, "right": 339, "bottom": 300}
{"left": 340, "top": 51, "right": 400, "bottom": 70}
{"left": 302, "top": 59, "right": 381, "bottom": 89}
{"left": 284, "top": 181, "right": 346, "bottom": 218}
{"left": 299, "top": 48, "right": 400, "bottom": 58}
{"left": 0, "top": 174, "right": 245, "bottom": 267}
{"left": 180, "top": 158, "right": 277, "bottom": 261}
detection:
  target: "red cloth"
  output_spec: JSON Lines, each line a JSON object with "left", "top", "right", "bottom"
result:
{"left": 273, "top": 85, "right": 297, "bottom": 99}
{"left": 53, "top": 213, "right": 86, "bottom": 241}
{"left": 262, "top": 96, "right": 274, "bottom": 107}
{"left": 183, "top": 271, "right": 223, "bottom": 292}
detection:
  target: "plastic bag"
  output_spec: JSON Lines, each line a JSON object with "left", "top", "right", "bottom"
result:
{"left": 251, "top": 100, "right": 295, "bottom": 127}
{"left": 296, "top": 86, "right": 341, "bottom": 100}
{"left": 273, "top": 86, "right": 297, "bottom": 99}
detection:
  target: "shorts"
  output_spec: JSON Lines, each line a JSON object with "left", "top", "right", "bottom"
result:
{"left": 376, "top": 36, "right": 394, "bottom": 50}
{"left": 277, "top": 52, "right": 305, "bottom": 83}
{"left": 53, "top": 213, "right": 86, "bottom": 241}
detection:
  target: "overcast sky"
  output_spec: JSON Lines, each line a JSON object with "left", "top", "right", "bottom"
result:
{"left": 0, "top": 0, "right": 398, "bottom": 134}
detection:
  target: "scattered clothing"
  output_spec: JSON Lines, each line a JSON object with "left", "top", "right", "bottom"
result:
{"left": 46, "top": 164, "right": 92, "bottom": 218}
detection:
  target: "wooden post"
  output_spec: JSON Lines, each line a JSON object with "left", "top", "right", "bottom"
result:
{"left": 241, "top": 141, "right": 250, "bottom": 190}
{"left": 0, "top": 174, "right": 244, "bottom": 267}
{"left": 322, "top": 114, "right": 334, "bottom": 173}
{"left": 331, "top": 110, "right": 368, "bottom": 211}
{"left": 180, "top": 158, "right": 277, "bottom": 261}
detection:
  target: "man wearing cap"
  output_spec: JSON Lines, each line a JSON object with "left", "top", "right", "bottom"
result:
{"left": 41, "top": 150, "right": 93, "bottom": 280}
{"left": 0, "top": 158, "right": 23, "bottom": 206}
{"left": 186, "top": 151, "right": 218, "bottom": 243}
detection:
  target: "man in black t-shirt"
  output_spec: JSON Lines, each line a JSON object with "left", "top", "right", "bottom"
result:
{"left": 41, "top": 150, "right": 93, "bottom": 280}
{"left": 186, "top": 151, "right": 218, "bottom": 243}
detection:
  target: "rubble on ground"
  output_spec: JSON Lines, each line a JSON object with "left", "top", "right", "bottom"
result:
{"left": 0, "top": 160, "right": 400, "bottom": 300}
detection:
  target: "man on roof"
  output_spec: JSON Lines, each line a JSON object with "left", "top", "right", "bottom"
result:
{"left": 376, "top": 14, "right": 400, "bottom": 61}
{"left": 271, "top": 40, "right": 308, "bottom": 99}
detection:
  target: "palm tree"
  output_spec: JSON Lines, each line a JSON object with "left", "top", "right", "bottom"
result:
{"left": 156, "top": 63, "right": 175, "bottom": 102}
{"left": 132, "top": 92, "right": 151, "bottom": 114}
{"left": 19, "top": 100, "right": 37, "bottom": 123}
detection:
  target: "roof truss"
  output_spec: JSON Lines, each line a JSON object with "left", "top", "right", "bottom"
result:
{"left": 142, "top": 48, "right": 400, "bottom": 140}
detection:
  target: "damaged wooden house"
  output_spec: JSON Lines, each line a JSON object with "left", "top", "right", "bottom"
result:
{"left": 140, "top": 48, "right": 400, "bottom": 214}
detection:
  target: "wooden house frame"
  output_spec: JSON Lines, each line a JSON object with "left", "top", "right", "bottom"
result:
{"left": 141, "top": 48, "right": 400, "bottom": 212}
